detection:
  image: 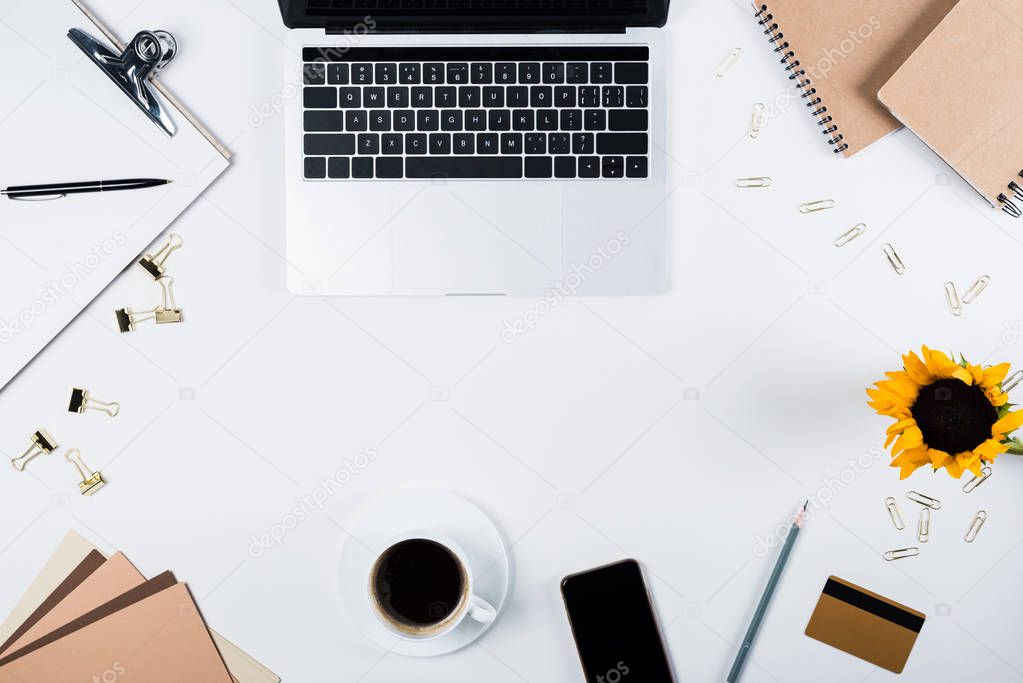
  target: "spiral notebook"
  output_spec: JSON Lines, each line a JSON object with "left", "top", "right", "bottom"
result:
{"left": 752, "top": 0, "right": 957, "bottom": 156}
{"left": 879, "top": 0, "right": 1023, "bottom": 217}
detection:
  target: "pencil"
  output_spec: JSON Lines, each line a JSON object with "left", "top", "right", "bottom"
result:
{"left": 726, "top": 501, "right": 808, "bottom": 683}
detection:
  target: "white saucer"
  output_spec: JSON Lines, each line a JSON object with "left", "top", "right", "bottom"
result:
{"left": 339, "top": 488, "right": 511, "bottom": 657}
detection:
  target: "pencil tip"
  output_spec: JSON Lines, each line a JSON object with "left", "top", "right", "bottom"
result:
{"left": 803, "top": 499, "right": 809, "bottom": 511}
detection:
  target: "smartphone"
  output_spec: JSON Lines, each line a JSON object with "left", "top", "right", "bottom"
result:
{"left": 561, "top": 559, "right": 676, "bottom": 683}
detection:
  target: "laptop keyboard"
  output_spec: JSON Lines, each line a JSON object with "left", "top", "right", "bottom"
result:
{"left": 301, "top": 46, "right": 650, "bottom": 180}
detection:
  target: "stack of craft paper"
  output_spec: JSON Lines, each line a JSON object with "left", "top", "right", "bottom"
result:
{"left": 0, "top": 531, "right": 279, "bottom": 683}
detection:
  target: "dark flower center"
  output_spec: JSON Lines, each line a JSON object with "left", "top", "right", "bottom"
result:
{"left": 910, "top": 378, "right": 997, "bottom": 454}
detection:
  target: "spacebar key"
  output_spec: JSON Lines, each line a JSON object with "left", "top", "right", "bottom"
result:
{"left": 405, "top": 157, "right": 523, "bottom": 179}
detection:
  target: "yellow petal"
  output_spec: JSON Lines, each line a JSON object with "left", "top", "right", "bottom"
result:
{"left": 982, "top": 363, "right": 1011, "bottom": 388}
{"left": 892, "top": 446, "right": 930, "bottom": 479}
{"left": 928, "top": 448, "right": 951, "bottom": 467}
{"left": 966, "top": 364, "right": 985, "bottom": 385}
{"left": 986, "top": 388, "right": 1009, "bottom": 407}
{"left": 944, "top": 456, "right": 965, "bottom": 479}
{"left": 992, "top": 410, "right": 1023, "bottom": 437}
{"left": 902, "top": 350, "right": 933, "bottom": 385}
{"left": 923, "top": 346, "right": 972, "bottom": 384}
{"left": 892, "top": 427, "right": 924, "bottom": 455}
{"left": 886, "top": 418, "right": 917, "bottom": 435}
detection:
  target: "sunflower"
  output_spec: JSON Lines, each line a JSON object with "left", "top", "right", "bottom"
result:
{"left": 867, "top": 346, "right": 1023, "bottom": 479}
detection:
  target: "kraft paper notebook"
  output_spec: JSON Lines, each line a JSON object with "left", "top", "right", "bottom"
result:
{"left": 879, "top": 0, "right": 1023, "bottom": 217}
{"left": 753, "top": 0, "right": 958, "bottom": 156}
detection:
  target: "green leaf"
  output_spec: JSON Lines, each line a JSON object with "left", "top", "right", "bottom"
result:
{"left": 1007, "top": 437, "right": 1023, "bottom": 456}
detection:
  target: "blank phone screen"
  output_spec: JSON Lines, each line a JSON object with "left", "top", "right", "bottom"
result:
{"left": 561, "top": 560, "right": 675, "bottom": 683}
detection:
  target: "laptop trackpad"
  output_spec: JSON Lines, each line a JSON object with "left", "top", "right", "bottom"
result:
{"left": 390, "top": 183, "right": 563, "bottom": 294}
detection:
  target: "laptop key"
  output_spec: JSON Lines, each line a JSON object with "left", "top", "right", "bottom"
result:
{"left": 590, "top": 63, "right": 612, "bottom": 83}
{"left": 375, "top": 63, "right": 397, "bottom": 84}
{"left": 560, "top": 109, "right": 582, "bottom": 130}
{"left": 518, "top": 63, "right": 540, "bottom": 83}
{"left": 382, "top": 134, "right": 403, "bottom": 154}
{"left": 542, "top": 63, "right": 565, "bottom": 84}
{"left": 472, "top": 63, "right": 493, "bottom": 84}
{"left": 601, "top": 155, "right": 624, "bottom": 178}
{"left": 430, "top": 133, "right": 452, "bottom": 154}
{"left": 441, "top": 110, "right": 463, "bottom": 131}
{"left": 537, "top": 110, "right": 558, "bottom": 131}
{"left": 626, "top": 156, "right": 648, "bottom": 178}
{"left": 364, "top": 88, "right": 385, "bottom": 107}
{"left": 370, "top": 110, "right": 391, "bottom": 131}
{"left": 602, "top": 86, "right": 624, "bottom": 108}
{"left": 477, "top": 133, "right": 499, "bottom": 154}
{"left": 488, "top": 110, "right": 510, "bottom": 131}
{"left": 352, "top": 157, "right": 373, "bottom": 178}
{"left": 614, "top": 62, "right": 648, "bottom": 84}
{"left": 554, "top": 156, "right": 576, "bottom": 178}
{"left": 376, "top": 157, "right": 403, "bottom": 178}
{"left": 399, "top": 63, "right": 421, "bottom": 84}
{"left": 578, "top": 156, "right": 600, "bottom": 178}
{"left": 555, "top": 86, "right": 576, "bottom": 108}
{"left": 447, "top": 63, "right": 469, "bottom": 84}
{"left": 566, "top": 63, "right": 588, "bottom": 83}
{"left": 465, "top": 110, "right": 487, "bottom": 131}
{"left": 585, "top": 109, "right": 606, "bottom": 131}
{"left": 417, "top": 110, "right": 439, "bottom": 131}
{"left": 394, "top": 110, "right": 415, "bottom": 131}
{"left": 548, "top": 133, "right": 570, "bottom": 154}
{"left": 596, "top": 133, "right": 648, "bottom": 154}
{"left": 358, "top": 133, "right": 380, "bottom": 155}
{"left": 525, "top": 156, "right": 553, "bottom": 178}
{"left": 458, "top": 86, "right": 481, "bottom": 108}
{"left": 352, "top": 63, "right": 373, "bottom": 84}
{"left": 506, "top": 86, "right": 528, "bottom": 108}
{"left": 388, "top": 86, "right": 409, "bottom": 108}
{"left": 530, "top": 86, "right": 552, "bottom": 108}
{"left": 304, "top": 87, "right": 337, "bottom": 109}
{"left": 495, "top": 63, "right": 516, "bottom": 84}
{"left": 435, "top": 87, "right": 456, "bottom": 108}
{"left": 525, "top": 133, "right": 546, "bottom": 154}
{"left": 325, "top": 64, "right": 348, "bottom": 84}
{"left": 453, "top": 133, "right": 475, "bottom": 154}
{"left": 512, "top": 110, "right": 535, "bottom": 131}
{"left": 305, "top": 157, "right": 326, "bottom": 178}
{"left": 327, "top": 157, "right": 350, "bottom": 178}
{"left": 305, "top": 111, "right": 344, "bottom": 132}
{"left": 405, "top": 157, "right": 522, "bottom": 179}
{"left": 411, "top": 87, "right": 433, "bottom": 108}
{"left": 305, "top": 134, "right": 355, "bottom": 155}
{"left": 424, "top": 63, "right": 445, "bottom": 84}
{"left": 482, "top": 87, "right": 504, "bottom": 107}
{"left": 572, "top": 132, "right": 594, "bottom": 154}
{"left": 338, "top": 87, "right": 361, "bottom": 108}
{"left": 609, "top": 110, "right": 648, "bottom": 131}
{"left": 345, "top": 111, "right": 368, "bottom": 131}
{"left": 304, "top": 63, "right": 325, "bottom": 85}
{"left": 626, "top": 86, "right": 648, "bottom": 108}
{"left": 578, "top": 86, "right": 599, "bottom": 107}
{"left": 501, "top": 133, "right": 522, "bottom": 154}
{"left": 406, "top": 133, "right": 428, "bottom": 154}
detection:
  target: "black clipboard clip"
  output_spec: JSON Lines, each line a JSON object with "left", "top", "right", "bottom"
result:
{"left": 68, "top": 28, "right": 178, "bottom": 136}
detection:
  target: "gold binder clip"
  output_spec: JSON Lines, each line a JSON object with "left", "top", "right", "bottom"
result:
{"left": 68, "top": 387, "right": 120, "bottom": 417}
{"left": 115, "top": 276, "right": 182, "bottom": 332}
{"left": 138, "top": 233, "right": 182, "bottom": 279}
{"left": 65, "top": 449, "right": 105, "bottom": 495}
{"left": 11, "top": 430, "right": 58, "bottom": 471}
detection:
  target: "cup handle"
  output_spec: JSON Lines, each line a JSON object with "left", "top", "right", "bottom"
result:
{"left": 467, "top": 595, "right": 497, "bottom": 624}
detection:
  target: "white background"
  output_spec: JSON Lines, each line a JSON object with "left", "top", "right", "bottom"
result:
{"left": 1, "top": 0, "right": 1023, "bottom": 681}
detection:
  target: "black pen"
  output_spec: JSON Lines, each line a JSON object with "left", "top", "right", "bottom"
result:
{"left": 1, "top": 178, "right": 172, "bottom": 201}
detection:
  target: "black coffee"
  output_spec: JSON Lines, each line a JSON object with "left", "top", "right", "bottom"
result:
{"left": 372, "top": 539, "right": 465, "bottom": 629}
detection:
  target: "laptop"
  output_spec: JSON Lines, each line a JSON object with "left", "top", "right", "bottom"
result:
{"left": 279, "top": 0, "right": 670, "bottom": 296}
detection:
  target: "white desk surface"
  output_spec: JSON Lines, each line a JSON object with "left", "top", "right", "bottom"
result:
{"left": 1, "top": 0, "right": 1022, "bottom": 681}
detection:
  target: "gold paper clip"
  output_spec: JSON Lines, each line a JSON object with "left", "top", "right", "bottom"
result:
{"left": 1003, "top": 370, "right": 1023, "bottom": 393}
{"left": 799, "top": 199, "right": 836, "bottom": 214}
{"left": 736, "top": 177, "right": 771, "bottom": 188}
{"left": 138, "top": 233, "right": 182, "bottom": 279}
{"left": 917, "top": 507, "right": 931, "bottom": 543}
{"left": 885, "top": 497, "right": 905, "bottom": 530}
{"left": 962, "top": 466, "right": 992, "bottom": 493}
{"left": 964, "top": 510, "right": 987, "bottom": 543}
{"left": 748, "top": 102, "right": 766, "bottom": 139}
{"left": 884, "top": 547, "right": 920, "bottom": 561}
{"left": 882, "top": 243, "right": 906, "bottom": 275}
{"left": 715, "top": 48, "right": 742, "bottom": 78}
{"left": 115, "top": 277, "right": 182, "bottom": 332}
{"left": 68, "top": 388, "right": 120, "bottom": 417}
{"left": 945, "top": 282, "right": 962, "bottom": 317}
{"left": 834, "top": 223, "right": 865, "bottom": 247}
{"left": 11, "top": 430, "right": 58, "bottom": 471}
{"left": 906, "top": 490, "right": 942, "bottom": 510}
{"left": 65, "top": 449, "right": 105, "bottom": 495}
{"left": 962, "top": 275, "right": 990, "bottom": 304}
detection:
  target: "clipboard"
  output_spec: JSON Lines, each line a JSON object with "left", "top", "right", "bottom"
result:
{"left": 0, "top": 0, "right": 231, "bottom": 391}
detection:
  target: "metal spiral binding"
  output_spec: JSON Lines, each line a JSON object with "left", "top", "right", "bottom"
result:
{"left": 755, "top": 4, "right": 848, "bottom": 154}
{"left": 1000, "top": 171, "right": 1023, "bottom": 218}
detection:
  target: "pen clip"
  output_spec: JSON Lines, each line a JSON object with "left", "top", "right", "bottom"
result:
{"left": 7, "top": 193, "right": 66, "bottom": 202}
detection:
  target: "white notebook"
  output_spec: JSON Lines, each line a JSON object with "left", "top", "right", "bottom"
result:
{"left": 0, "top": 0, "right": 229, "bottom": 390}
